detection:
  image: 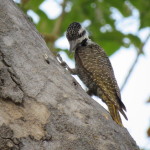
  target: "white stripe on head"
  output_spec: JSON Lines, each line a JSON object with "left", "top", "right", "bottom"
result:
{"left": 78, "top": 27, "right": 89, "bottom": 37}
{"left": 78, "top": 27, "right": 85, "bottom": 34}
{"left": 78, "top": 30, "right": 89, "bottom": 43}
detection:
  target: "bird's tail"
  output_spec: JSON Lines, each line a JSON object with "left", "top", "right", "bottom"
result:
{"left": 107, "top": 103, "right": 123, "bottom": 127}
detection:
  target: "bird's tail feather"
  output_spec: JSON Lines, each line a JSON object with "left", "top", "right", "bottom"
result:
{"left": 107, "top": 103, "right": 123, "bottom": 127}
{"left": 119, "top": 109, "right": 128, "bottom": 120}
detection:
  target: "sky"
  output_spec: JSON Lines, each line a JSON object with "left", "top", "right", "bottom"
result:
{"left": 15, "top": 0, "right": 150, "bottom": 149}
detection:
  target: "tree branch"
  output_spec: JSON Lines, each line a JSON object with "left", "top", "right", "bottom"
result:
{"left": 121, "top": 33, "right": 150, "bottom": 91}
{"left": 44, "top": 0, "right": 68, "bottom": 51}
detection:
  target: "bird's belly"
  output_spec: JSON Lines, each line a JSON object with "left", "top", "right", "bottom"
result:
{"left": 77, "top": 68, "right": 106, "bottom": 100}
{"left": 77, "top": 67, "right": 96, "bottom": 90}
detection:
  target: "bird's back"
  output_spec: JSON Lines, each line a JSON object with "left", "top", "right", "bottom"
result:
{"left": 75, "top": 42, "right": 127, "bottom": 124}
{"left": 66, "top": 22, "right": 127, "bottom": 126}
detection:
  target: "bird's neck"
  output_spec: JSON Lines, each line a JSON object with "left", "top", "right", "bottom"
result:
{"left": 80, "top": 38, "right": 88, "bottom": 46}
{"left": 80, "top": 38, "right": 92, "bottom": 46}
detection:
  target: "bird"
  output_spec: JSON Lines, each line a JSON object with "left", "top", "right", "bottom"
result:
{"left": 65, "top": 22, "right": 128, "bottom": 126}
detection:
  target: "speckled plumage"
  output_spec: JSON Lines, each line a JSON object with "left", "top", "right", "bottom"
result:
{"left": 66, "top": 22, "right": 127, "bottom": 126}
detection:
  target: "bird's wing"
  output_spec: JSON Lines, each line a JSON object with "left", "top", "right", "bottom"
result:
{"left": 77, "top": 44, "right": 126, "bottom": 111}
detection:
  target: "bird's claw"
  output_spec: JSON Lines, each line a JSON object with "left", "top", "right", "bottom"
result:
{"left": 57, "top": 53, "right": 68, "bottom": 68}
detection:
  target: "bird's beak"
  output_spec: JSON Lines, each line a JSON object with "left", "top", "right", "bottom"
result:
{"left": 69, "top": 40, "right": 76, "bottom": 52}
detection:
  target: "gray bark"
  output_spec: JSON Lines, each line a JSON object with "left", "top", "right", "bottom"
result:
{"left": 0, "top": 0, "right": 140, "bottom": 150}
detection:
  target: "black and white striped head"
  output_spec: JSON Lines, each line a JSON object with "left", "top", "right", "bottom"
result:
{"left": 66, "top": 22, "right": 88, "bottom": 52}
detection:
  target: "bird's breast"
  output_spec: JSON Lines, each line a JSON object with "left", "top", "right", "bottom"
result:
{"left": 75, "top": 53, "right": 97, "bottom": 90}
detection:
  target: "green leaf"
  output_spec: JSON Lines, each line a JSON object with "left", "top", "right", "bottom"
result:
{"left": 128, "top": 0, "right": 150, "bottom": 28}
{"left": 90, "top": 30, "right": 124, "bottom": 56}
{"left": 23, "top": 0, "right": 44, "bottom": 11}
{"left": 127, "top": 34, "right": 142, "bottom": 48}
{"left": 35, "top": 9, "right": 56, "bottom": 33}
{"left": 106, "top": 0, "right": 132, "bottom": 17}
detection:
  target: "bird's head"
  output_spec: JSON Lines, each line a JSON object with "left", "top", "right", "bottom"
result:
{"left": 66, "top": 22, "right": 88, "bottom": 52}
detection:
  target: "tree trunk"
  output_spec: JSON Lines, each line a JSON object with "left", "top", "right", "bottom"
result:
{"left": 0, "top": 0, "right": 140, "bottom": 150}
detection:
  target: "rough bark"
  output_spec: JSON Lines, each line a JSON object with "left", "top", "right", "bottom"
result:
{"left": 0, "top": 0, "right": 140, "bottom": 150}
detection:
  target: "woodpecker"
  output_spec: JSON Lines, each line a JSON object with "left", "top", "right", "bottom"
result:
{"left": 65, "top": 22, "right": 128, "bottom": 126}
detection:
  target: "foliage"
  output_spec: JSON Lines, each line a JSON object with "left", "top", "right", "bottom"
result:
{"left": 16, "top": 0, "right": 150, "bottom": 57}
